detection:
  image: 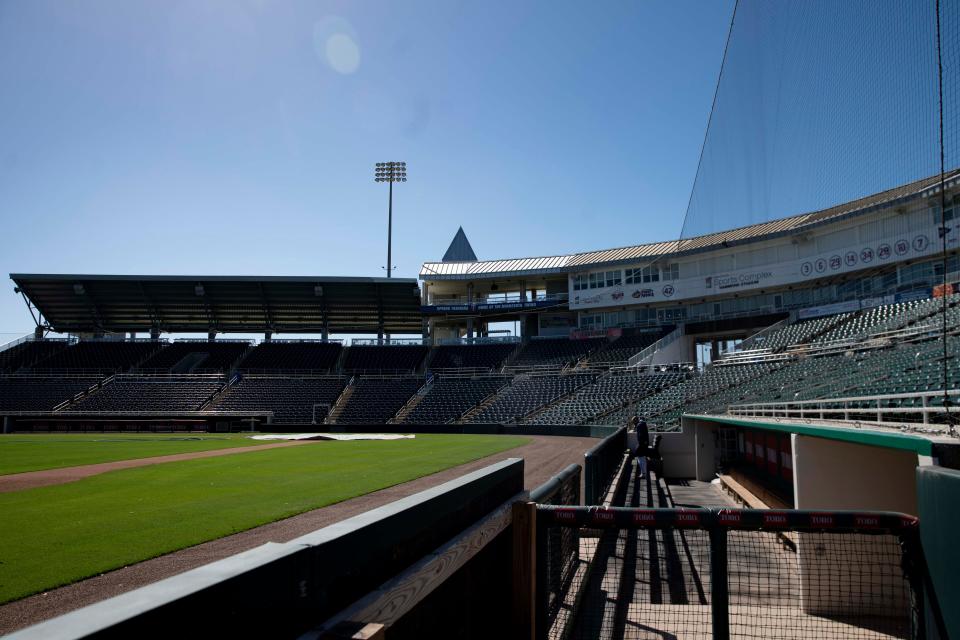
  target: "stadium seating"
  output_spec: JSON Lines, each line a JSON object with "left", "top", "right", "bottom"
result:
{"left": 0, "top": 340, "right": 70, "bottom": 373}
{"left": 0, "top": 376, "right": 100, "bottom": 412}
{"left": 584, "top": 332, "right": 663, "bottom": 366}
{"left": 63, "top": 376, "right": 224, "bottom": 413}
{"left": 526, "top": 371, "right": 684, "bottom": 425}
{"left": 236, "top": 341, "right": 342, "bottom": 372}
{"left": 751, "top": 314, "right": 853, "bottom": 351}
{"left": 813, "top": 298, "right": 946, "bottom": 343}
{"left": 211, "top": 376, "right": 347, "bottom": 424}
{"left": 342, "top": 345, "right": 428, "bottom": 373}
{"left": 402, "top": 376, "right": 509, "bottom": 424}
{"left": 138, "top": 342, "right": 250, "bottom": 372}
{"left": 30, "top": 341, "right": 162, "bottom": 373}
{"left": 427, "top": 343, "right": 517, "bottom": 371}
{"left": 509, "top": 338, "right": 605, "bottom": 368}
{"left": 336, "top": 377, "right": 424, "bottom": 424}
{"left": 467, "top": 373, "right": 595, "bottom": 423}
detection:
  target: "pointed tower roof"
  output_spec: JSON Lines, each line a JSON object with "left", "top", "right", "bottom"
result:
{"left": 441, "top": 227, "right": 478, "bottom": 262}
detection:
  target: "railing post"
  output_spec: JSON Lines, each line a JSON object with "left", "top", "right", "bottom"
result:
{"left": 922, "top": 395, "right": 929, "bottom": 425}
{"left": 877, "top": 399, "right": 882, "bottom": 423}
{"left": 710, "top": 525, "right": 730, "bottom": 640}
{"left": 512, "top": 501, "right": 537, "bottom": 640}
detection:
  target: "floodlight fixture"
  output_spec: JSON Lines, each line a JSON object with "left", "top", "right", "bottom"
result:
{"left": 374, "top": 161, "right": 408, "bottom": 279}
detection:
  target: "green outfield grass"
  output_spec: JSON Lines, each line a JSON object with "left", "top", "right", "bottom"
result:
{"left": 0, "top": 434, "right": 527, "bottom": 603}
{"left": 0, "top": 434, "right": 273, "bottom": 475}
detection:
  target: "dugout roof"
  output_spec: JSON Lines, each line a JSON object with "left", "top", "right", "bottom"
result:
{"left": 9, "top": 274, "right": 423, "bottom": 335}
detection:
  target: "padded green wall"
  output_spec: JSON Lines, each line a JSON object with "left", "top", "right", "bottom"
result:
{"left": 917, "top": 465, "right": 960, "bottom": 639}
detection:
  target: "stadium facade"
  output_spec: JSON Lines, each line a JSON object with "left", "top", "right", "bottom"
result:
{"left": 421, "top": 170, "right": 960, "bottom": 348}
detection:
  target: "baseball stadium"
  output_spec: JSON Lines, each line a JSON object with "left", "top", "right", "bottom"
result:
{"left": 1, "top": 1, "right": 959, "bottom": 639}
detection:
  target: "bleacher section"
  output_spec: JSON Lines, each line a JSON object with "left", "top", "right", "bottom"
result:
{"left": 30, "top": 341, "right": 161, "bottom": 373}
{"left": 336, "top": 377, "right": 423, "bottom": 424}
{"left": 237, "top": 341, "right": 342, "bottom": 372}
{"left": 63, "top": 376, "right": 224, "bottom": 413}
{"left": 342, "top": 345, "right": 428, "bottom": 373}
{"left": 402, "top": 376, "right": 509, "bottom": 424}
{"left": 813, "top": 298, "right": 944, "bottom": 343}
{"left": 1, "top": 294, "right": 955, "bottom": 430}
{"left": 211, "top": 376, "right": 347, "bottom": 424}
{"left": 584, "top": 332, "right": 663, "bottom": 366}
{"left": 428, "top": 343, "right": 516, "bottom": 371}
{"left": 599, "top": 364, "right": 771, "bottom": 428}
{"left": 0, "top": 376, "right": 100, "bottom": 412}
{"left": 526, "top": 371, "right": 684, "bottom": 425}
{"left": 751, "top": 314, "right": 853, "bottom": 352}
{"left": 138, "top": 342, "right": 250, "bottom": 372}
{"left": 0, "top": 340, "right": 70, "bottom": 373}
{"left": 466, "top": 373, "right": 595, "bottom": 423}
{"left": 509, "top": 338, "right": 604, "bottom": 369}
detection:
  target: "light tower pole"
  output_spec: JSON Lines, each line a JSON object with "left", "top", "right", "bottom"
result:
{"left": 374, "top": 161, "right": 407, "bottom": 278}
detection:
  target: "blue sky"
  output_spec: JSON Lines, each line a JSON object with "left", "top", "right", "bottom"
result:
{"left": 0, "top": 0, "right": 734, "bottom": 339}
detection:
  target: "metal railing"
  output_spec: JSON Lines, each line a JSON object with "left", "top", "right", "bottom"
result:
{"left": 728, "top": 389, "right": 960, "bottom": 426}
{"left": 627, "top": 324, "right": 684, "bottom": 367}
{"left": 349, "top": 338, "right": 428, "bottom": 346}
{"left": 534, "top": 505, "right": 927, "bottom": 640}
{"left": 735, "top": 315, "right": 791, "bottom": 351}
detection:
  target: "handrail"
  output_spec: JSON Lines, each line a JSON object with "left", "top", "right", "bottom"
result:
{"left": 728, "top": 389, "right": 960, "bottom": 426}
{"left": 736, "top": 316, "right": 790, "bottom": 351}
{"left": 627, "top": 325, "right": 683, "bottom": 368}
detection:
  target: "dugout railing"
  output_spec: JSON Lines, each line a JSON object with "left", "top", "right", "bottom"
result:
{"left": 522, "top": 504, "right": 928, "bottom": 640}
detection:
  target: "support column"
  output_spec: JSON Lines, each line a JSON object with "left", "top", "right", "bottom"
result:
{"left": 421, "top": 317, "right": 430, "bottom": 341}
{"left": 321, "top": 326, "right": 329, "bottom": 341}
{"left": 150, "top": 326, "right": 160, "bottom": 340}
{"left": 264, "top": 331, "right": 272, "bottom": 342}
{"left": 207, "top": 330, "right": 216, "bottom": 342}
{"left": 34, "top": 326, "right": 43, "bottom": 340}
{"left": 2, "top": 416, "right": 10, "bottom": 434}
{"left": 467, "top": 318, "right": 475, "bottom": 339}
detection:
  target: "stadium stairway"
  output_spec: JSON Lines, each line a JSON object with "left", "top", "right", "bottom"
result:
{"left": 457, "top": 387, "right": 503, "bottom": 423}
{"left": 388, "top": 378, "right": 431, "bottom": 423}
{"left": 324, "top": 381, "right": 355, "bottom": 424}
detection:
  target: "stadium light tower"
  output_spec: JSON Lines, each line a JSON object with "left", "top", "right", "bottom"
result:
{"left": 374, "top": 161, "right": 407, "bottom": 278}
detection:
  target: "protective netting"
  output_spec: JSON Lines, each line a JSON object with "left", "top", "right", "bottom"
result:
{"left": 537, "top": 508, "right": 919, "bottom": 640}
{"left": 622, "top": 0, "right": 960, "bottom": 434}
{"left": 681, "top": 0, "right": 956, "bottom": 239}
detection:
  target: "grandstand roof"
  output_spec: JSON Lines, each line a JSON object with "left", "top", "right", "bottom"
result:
{"left": 9, "top": 274, "right": 423, "bottom": 335}
{"left": 420, "top": 170, "right": 959, "bottom": 280}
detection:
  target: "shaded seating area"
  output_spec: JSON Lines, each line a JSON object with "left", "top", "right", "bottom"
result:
{"left": 0, "top": 376, "right": 100, "bottom": 412}
{"left": 428, "top": 343, "right": 516, "bottom": 371}
{"left": 510, "top": 337, "right": 605, "bottom": 368}
{"left": 584, "top": 332, "right": 663, "bottom": 366}
{"left": 0, "top": 340, "right": 70, "bottom": 373}
{"left": 211, "top": 376, "right": 347, "bottom": 424}
{"left": 528, "top": 371, "right": 684, "bottom": 425}
{"left": 29, "top": 341, "right": 162, "bottom": 373}
{"left": 63, "top": 376, "right": 224, "bottom": 413}
{"left": 138, "top": 342, "right": 250, "bottom": 372}
{"left": 467, "top": 373, "right": 595, "bottom": 423}
{"left": 402, "top": 376, "right": 509, "bottom": 424}
{"left": 336, "top": 377, "right": 424, "bottom": 424}
{"left": 236, "top": 341, "right": 342, "bottom": 372}
{"left": 342, "top": 345, "right": 428, "bottom": 374}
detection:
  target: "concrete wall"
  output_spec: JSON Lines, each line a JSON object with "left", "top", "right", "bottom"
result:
{"left": 792, "top": 434, "right": 917, "bottom": 619}
{"left": 791, "top": 434, "right": 918, "bottom": 513}
{"left": 659, "top": 421, "right": 697, "bottom": 478}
